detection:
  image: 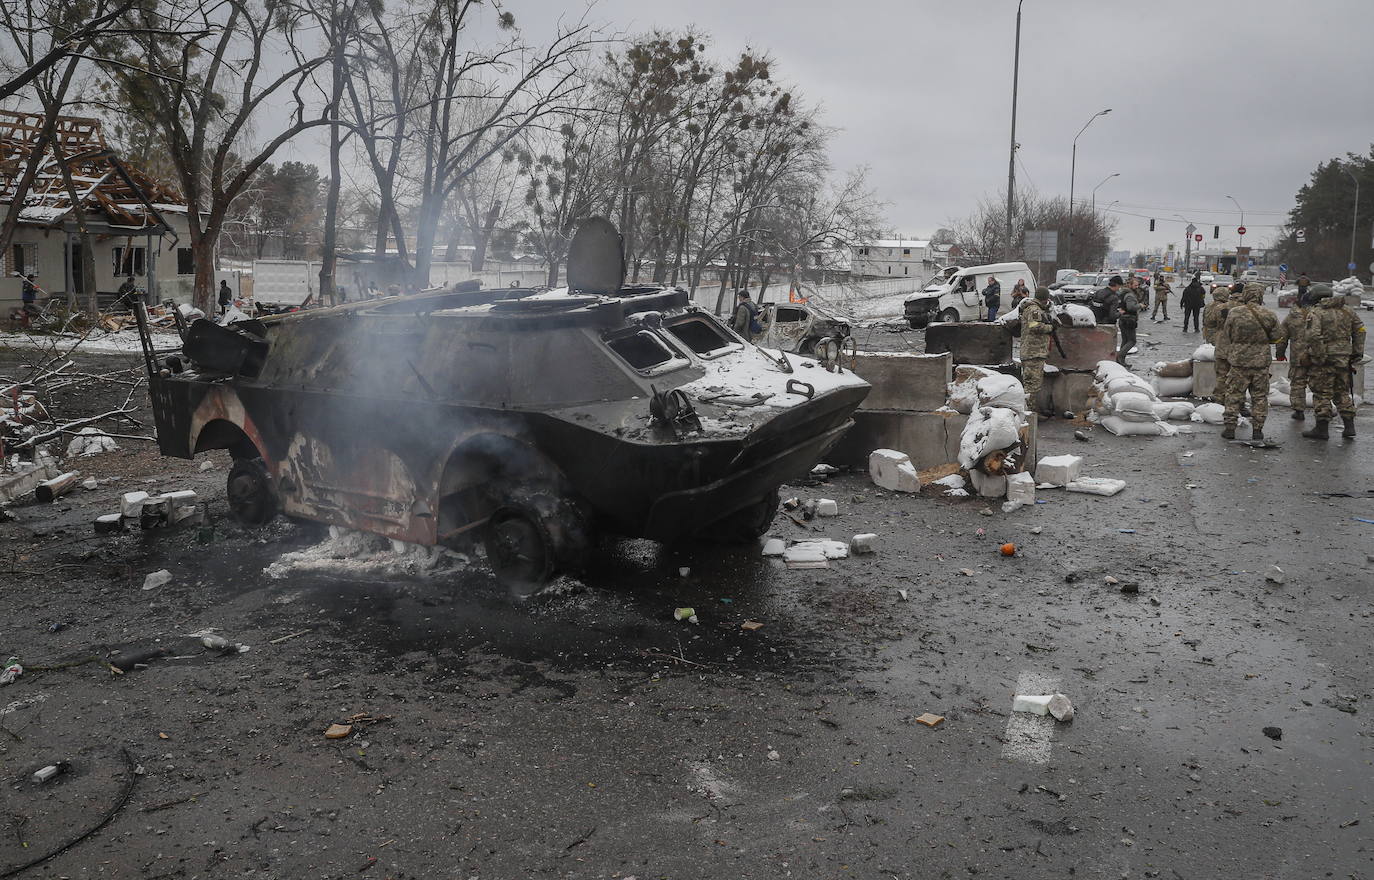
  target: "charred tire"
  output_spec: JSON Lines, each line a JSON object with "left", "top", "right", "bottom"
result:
{"left": 483, "top": 490, "right": 592, "bottom": 596}
{"left": 939, "top": 308, "right": 961, "bottom": 324}
{"left": 227, "top": 457, "right": 278, "bottom": 526}
{"left": 697, "top": 489, "right": 780, "bottom": 543}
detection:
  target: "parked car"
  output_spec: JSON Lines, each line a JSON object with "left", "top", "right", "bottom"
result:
{"left": 1051, "top": 272, "right": 1108, "bottom": 305}
{"left": 902, "top": 261, "right": 1038, "bottom": 328}
{"left": 135, "top": 217, "right": 870, "bottom": 591}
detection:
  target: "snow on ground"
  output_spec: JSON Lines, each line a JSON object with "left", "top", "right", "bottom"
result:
{"left": 0, "top": 329, "right": 183, "bottom": 355}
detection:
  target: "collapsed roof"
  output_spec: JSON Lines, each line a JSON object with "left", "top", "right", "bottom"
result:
{"left": 0, "top": 109, "right": 186, "bottom": 231}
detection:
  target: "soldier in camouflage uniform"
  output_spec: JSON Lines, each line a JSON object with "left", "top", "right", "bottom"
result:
{"left": 1150, "top": 273, "right": 1171, "bottom": 322}
{"left": 1273, "top": 294, "right": 1325, "bottom": 421}
{"left": 1203, "top": 285, "right": 1241, "bottom": 394}
{"left": 1301, "top": 283, "right": 1367, "bottom": 440}
{"left": 1019, "top": 287, "right": 1054, "bottom": 413}
{"left": 1217, "top": 283, "right": 1278, "bottom": 440}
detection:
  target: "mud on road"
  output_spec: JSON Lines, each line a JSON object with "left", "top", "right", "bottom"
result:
{"left": 2, "top": 345, "right": 1372, "bottom": 879}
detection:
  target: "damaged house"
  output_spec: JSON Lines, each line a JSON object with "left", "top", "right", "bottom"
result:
{"left": 0, "top": 109, "right": 193, "bottom": 311}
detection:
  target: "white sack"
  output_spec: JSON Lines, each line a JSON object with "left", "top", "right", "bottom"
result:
{"left": 1190, "top": 402, "right": 1226, "bottom": 424}
{"left": 1152, "top": 376, "right": 1195, "bottom": 397}
{"left": 976, "top": 373, "right": 1028, "bottom": 412}
{"left": 1192, "top": 343, "right": 1216, "bottom": 362}
{"left": 958, "top": 405, "right": 1025, "bottom": 470}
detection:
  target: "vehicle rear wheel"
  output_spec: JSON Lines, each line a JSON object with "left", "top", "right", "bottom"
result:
{"left": 939, "top": 308, "right": 960, "bottom": 324}
{"left": 697, "top": 489, "right": 780, "bottom": 543}
{"left": 227, "top": 457, "right": 278, "bottom": 526}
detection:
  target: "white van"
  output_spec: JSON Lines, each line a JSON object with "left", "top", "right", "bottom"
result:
{"left": 902, "top": 262, "right": 1038, "bottom": 328}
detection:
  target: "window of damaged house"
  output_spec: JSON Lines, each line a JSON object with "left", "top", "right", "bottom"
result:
{"left": 11, "top": 243, "right": 37, "bottom": 276}
{"left": 112, "top": 245, "right": 146, "bottom": 276}
{"left": 176, "top": 247, "right": 194, "bottom": 276}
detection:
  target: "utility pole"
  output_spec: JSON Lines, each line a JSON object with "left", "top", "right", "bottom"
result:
{"left": 1004, "top": 0, "right": 1024, "bottom": 262}
{"left": 1342, "top": 164, "right": 1360, "bottom": 274}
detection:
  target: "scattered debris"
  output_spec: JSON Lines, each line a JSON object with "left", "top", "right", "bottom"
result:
{"left": 958, "top": 568, "right": 976, "bottom": 577}
{"left": 673, "top": 607, "right": 699, "bottom": 624}
{"left": 869, "top": 448, "right": 921, "bottom": 492}
{"left": 31, "top": 761, "right": 71, "bottom": 784}
{"left": 120, "top": 490, "right": 150, "bottom": 518}
{"left": 1265, "top": 565, "right": 1286, "bottom": 585}
{"left": 141, "top": 569, "right": 171, "bottom": 591}
{"left": 1103, "top": 575, "right": 1119, "bottom": 585}
{"left": 1119, "top": 582, "right": 1139, "bottom": 594}
{"left": 1262, "top": 726, "right": 1282, "bottom": 741}
{"left": 108, "top": 646, "right": 169, "bottom": 673}
{"left": 1047, "top": 694, "right": 1075, "bottom": 722}
{"left": 1073, "top": 429, "right": 1091, "bottom": 442}
{"left": 1002, "top": 472, "right": 1035, "bottom": 511}
{"left": 94, "top": 513, "right": 124, "bottom": 534}
{"left": 1000, "top": 543, "right": 1017, "bottom": 556}
{"left": 783, "top": 540, "right": 849, "bottom": 565}
{"left": 766, "top": 749, "right": 781, "bottom": 761}
{"left": 815, "top": 498, "right": 839, "bottom": 517}
{"left": 1014, "top": 693, "right": 1074, "bottom": 722}
{"left": 678, "top": 567, "right": 690, "bottom": 577}
{"left": 896, "top": 589, "right": 909, "bottom": 601}
{"left": 915, "top": 712, "right": 945, "bottom": 728}
{"left": 81, "top": 476, "right": 98, "bottom": 490}
{"left": 761, "top": 537, "right": 786, "bottom": 557}
{"left": 35, "top": 470, "right": 81, "bottom": 502}
{"left": 850, "top": 533, "right": 879, "bottom": 554}
{"left": 65, "top": 427, "right": 119, "bottom": 457}
{"left": 740, "top": 620, "right": 764, "bottom": 632}
{"left": 810, "top": 463, "right": 838, "bottom": 476}
{"left": 1, "top": 656, "right": 22, "bottom": 686}
{"left": 324, "top": 723, "right": 353, "bottom": 739}
{"left": 1065, "top": 477, "right": 1126, "bottom": 497}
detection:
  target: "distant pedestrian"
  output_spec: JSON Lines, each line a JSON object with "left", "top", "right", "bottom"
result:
{"left": 731, "top": 289, "right": 761, "bottom": 342}
{"left": 981, "top": 276, "right": 1002, "bottom": 321}
{"left": 217, "top": 279, "right": 233, "bottom": 315}
{"left": 1010, "top": 278, "right": 1029, "bottom": 306}
{"left": 20, "top": 273, "right": 39, "bottom": 325}
{"left": 1295, "top": 273, "right": 1311, "bottom": 303}
{"left": 1180, "top": 273, "right": 1205, "bottom": 332}
{"left": 1114, "top": 276, "right": 1139, "bottom": 367}
{"left": 1151, "top": 272, "right": 1170, "bottom": 322}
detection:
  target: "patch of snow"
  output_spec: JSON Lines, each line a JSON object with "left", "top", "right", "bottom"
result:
{"left": 265, "top": 527, "right": 468, "bottom": 579}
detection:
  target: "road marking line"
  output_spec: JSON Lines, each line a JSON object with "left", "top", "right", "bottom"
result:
{"left": 1001, "top": 671, "right": 1059, "bottom": 765}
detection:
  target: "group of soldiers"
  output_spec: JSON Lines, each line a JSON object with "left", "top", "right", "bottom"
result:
{"left": 1203, "top": 281, "right": 1366, "bottom": 441}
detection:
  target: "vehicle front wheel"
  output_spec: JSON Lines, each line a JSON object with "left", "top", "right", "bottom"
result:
{"left": 483, "top": 489, "right": 593, "bottom": 596}
{"left": 939, "top": 308, "right": 961, "bottom": 324}
{"left": 227, "top": 457, "right": 278, "bottom": 526}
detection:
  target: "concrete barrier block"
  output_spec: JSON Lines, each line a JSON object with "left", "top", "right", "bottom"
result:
{"left": 925, "top": 323, "right": 1013, "bottom": 365}
{"left": 851, "top": 351, "right": 952, "bottom": 412}
{"left": 1193, "top": 360, "right": 1217, "bottom": 398}
{"left": 1047, "top": 325, "right": 1118, "bottom": 370}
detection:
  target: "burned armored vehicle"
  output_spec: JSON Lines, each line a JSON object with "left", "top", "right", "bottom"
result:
{"left": 138, "top": 219, "right": 869, "bottom": 588}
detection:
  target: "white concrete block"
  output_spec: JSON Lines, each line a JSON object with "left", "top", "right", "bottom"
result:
{"left": 1036, "top": 454, "right": 1082, "bottom": 486}
{"left": 1065, "top": 477, "right": 1126, "bottom": 496}
{"left": 142, "top": 569, "right": 171, "bottom": 591}
{"left": 850, "top": 533, "right": 879, "bottom": 554}
{"left": 761, "top": 538, "right": 786, "bottom": 557}
{"left": 969, "top": 469, "right": 1007, "bottom": 498}
{"left": 120, "top": 490, "right": 150, "bottom": 518}
{"left": 1012, "top": 694, "right": 1053, "bottom": 715}
{"left": 868, "top": 448, "right": 921, "bottom": 493}
{"left": 816, "top": 498, "right": 839, "bottom": 517}
{"left": 1005, "top": 472, "right": 1036, "bottom": 506}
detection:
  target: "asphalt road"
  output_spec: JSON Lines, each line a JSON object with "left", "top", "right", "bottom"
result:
{"left": 1, "top": 320, "right": 1371, "bottom": 880}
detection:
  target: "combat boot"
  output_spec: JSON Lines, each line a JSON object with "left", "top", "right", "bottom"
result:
{"left": 1221, "top": 426, "right": 1236, "bottom": 440}
{"left": 1251, "top": 426, "right": 1264, "bottom": 441}
{"left": 1342, "top": 416, "right": 1356, "bottom": 438}
{"left": 1291, "top": 409, "right": 1305, "bottom": 421}
{"left": 1302, "top": 420, "right": 1329, "bottom": 440}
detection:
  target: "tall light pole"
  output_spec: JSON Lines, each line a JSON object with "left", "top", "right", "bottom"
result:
{"left": 1066, "top": 108, "right": 1112, "bottom": 269}
{"left": 1225, "top": 195, "right": 1245, "bottom": 271}
{"left": 1004, "top": 0, "right": 1025, "bottom": 261}
{"left": 1342, "top": 164, "right": 1360, "bottom": 274}
{"left": 1089, "top": 173, "right": 1119, "bottom": 268}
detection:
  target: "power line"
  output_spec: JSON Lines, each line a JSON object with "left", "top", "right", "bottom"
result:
{"left": 1072, "top": 199, "right": 1290, "bottom": 216}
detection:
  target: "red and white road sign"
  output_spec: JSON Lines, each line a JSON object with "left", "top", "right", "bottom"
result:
{"left": 1195, "top": 234, "right": 1203, "bottom": 242}
{"left": 1237, "top": 225, "right": 1247, "bottom": 235}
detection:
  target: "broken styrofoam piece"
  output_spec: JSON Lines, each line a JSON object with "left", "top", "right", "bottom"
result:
{"left": 868, "top": 449, "right": 920, "bottom": 493}
{"left": 1012, "top": 694, "right": 1054, "bottom": 715}
{"left": 810, "top": 463, "right": 839, "bottom": 476}
{"left": 142, "top": 569, "right": 171, "bottom": 591}
{"left": 968, "top": 469, "right": 1007, "bottom": 499}
{"left": 81, "top": 477, "right": 98, "bottom": 490}
{"left": 1265, "top": 565, "right": 1286, "bottom": 585}
{"left": 94, "top": 513, "right": 124, "bottom": 534}
{"left": 932, "top": 474, "right": 966, "bottom": 490}
{"left": 65, "top": 427, "right": 119, "bottom": 458}
{"left": 761, "top": 537, "right": 786, "bottom": 557}
{"left": 1036, "top": 454, "right": 1082, "bottom": 486}
{"left": 1065, "top": 477, "right": 1126, "bottom": 496}
{"left": 783, "top": 540, "right": 849, "bottom": 563}
{"left": 850, "top": 533, "right": 879, "bottom": 554}
{"left": 1005, "top": 472, "right": 1035, "bottom": 506}
{"left": 815, "top": 498, "right": 839, "bottom": 517}
{"left": 120, "top": 490, "right": 150, "bottom": 518}
{"left": 1047, "top": 693, "right": 1075, "bottom": 722}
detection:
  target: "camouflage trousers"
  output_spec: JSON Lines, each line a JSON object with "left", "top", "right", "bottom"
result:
{"left": 1214, "top": 357, "right": 1230, "bottom": 393}
{"left": 1310, "top": 360, "right": 1356, "bottom": 421}
{"left": 1223, "top": 366, "right": 1269, "bottom": 429}
{"left": 1022, "top": 357, "right": 1046, "bottom": 410}
{"left": 1287, "top": 362, "right": 1308, "bottom": 410}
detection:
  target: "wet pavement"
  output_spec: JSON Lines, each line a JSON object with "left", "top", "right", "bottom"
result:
{"left": 1, "top": 323, "right": 1372, "bottom": 879}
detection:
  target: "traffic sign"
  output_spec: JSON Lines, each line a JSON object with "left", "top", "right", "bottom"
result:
{"left": 1195, "top": 234, "right": 1203, "bottom": 242}
{"left": 1247, "top": 260, "right": 1255, "bottom": 268}
{"left": 1279, "top": 263, "right": 1288, "bottom": 272}
{"left": 1237, "top": 226, "right": 1247, "bottom": 235}
{"left": 1185, "top": 224, "right": 1196, "bottom": 235}
{"left": 1296, "top": 228, "right": 1306, "bottom": 242}
{"left": 1349, "top": 262, "right": 1359, "bottom": 271}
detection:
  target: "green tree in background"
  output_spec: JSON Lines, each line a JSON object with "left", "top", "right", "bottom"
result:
{"left": 1272, "top": 147, "right": 1372, "bottom": 281}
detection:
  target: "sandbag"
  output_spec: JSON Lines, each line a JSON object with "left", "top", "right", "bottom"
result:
{"left": 959, "top": 405, "right": 1025, "bottom": 470}
{"left": 1191, "top": 402, "right": 1225, "bottom": 424}
{"left": 1155, "top": 359, "right": 1193, "bottom": 378}
{"left": 1106, "top": 375, "right": 1157, "bottom": 397}
{"left": 1152, "top": 401, "right": 1196, "bottom": 421}
{"left": 948, "top": 365, "right": 998, "bottom": 415}
{"left": 1059, "top": 304, "right": 1097, "bottom": 327}
{"left": 1112, "top": 391, "right": 1156, "bottom": 416}
{"left": 1101, "top": 415, "right": 1176, "bottom": 436}
{"left": 1152, "top": 375, "right": 1194, "bottom": 397}
{"left": 976, "top": 373, "right": 1027, "bottom": 412}
{"left": 1192, "top": 343, "right": 1216, "bottom": 362}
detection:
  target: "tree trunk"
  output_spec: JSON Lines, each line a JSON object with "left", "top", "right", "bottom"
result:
{"left": 470, "top": 201, "right": 501, "bottom": 272}
{"left": 191, "top": 229, "right": 217, "bottom": 313}
{"left": 318, "top": 23, "right": 346, "bottom": 307}
{"left": 546, "top": 259, "right": 560, "bottom": 287}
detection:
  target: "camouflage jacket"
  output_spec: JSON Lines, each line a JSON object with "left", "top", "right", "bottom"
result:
{"left": 1217, "top": 302, "right": 1279, "bottom": 369}
{"left": 1305, "top": 298, "right": 1367, "bottom": 363}
{"left": 1273, "top": 307, "right": 1308, "bottom": 361}
{"left": 1202, "top": 297, "right": 1231, "bottom": 344}
{"left": 1019, "top": 299, "right": 1053, "bottom": 360}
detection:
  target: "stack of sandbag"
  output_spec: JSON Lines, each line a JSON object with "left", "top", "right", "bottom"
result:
{"left": 1192, "top": 343, "right": 1216, "bottom": 362}
{"left": 945, "top": 365, "right": 999, "bottom": 415}
{"left": 1334, "top": 276, "right": 1365, "bottom": 301}
{"left": 956, "top": 372, "right": 1031, "bottom": 499}
{"left": 1092, "top": 361, "right": 1179, "bottom": 436}
{"left": 1151, "top": 359, "right": 1194, "bottom": 397}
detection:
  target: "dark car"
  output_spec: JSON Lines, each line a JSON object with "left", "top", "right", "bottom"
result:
{"left": 136, "top": 219, "right": 869, "bottom": 590}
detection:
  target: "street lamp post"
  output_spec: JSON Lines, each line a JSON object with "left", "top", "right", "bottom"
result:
{"left": 1225, "top": 195, "right": 1245, "bottom": 272}
{"left": 1066, "top": 108, "right": 1112, "bottom": 269}
{"left": 1089, "top": 173, "right": 1119, "bottom": 268}
{"left": 1342, "top": 165, "right": 1360, "bottom": 274}
{"left": 1004, "top": 0, "right": 1025, "bottom": 262}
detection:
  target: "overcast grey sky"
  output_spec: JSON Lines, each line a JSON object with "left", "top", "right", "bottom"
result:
{"left": 512, "top": 0, "right": 1373, "bottom": 255}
